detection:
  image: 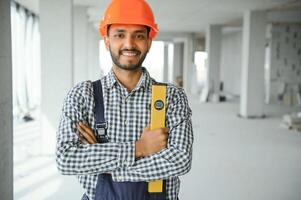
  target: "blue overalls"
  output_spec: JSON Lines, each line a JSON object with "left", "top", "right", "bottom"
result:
{"left": 81, "top": 80, "right": 166, "bottom": 200}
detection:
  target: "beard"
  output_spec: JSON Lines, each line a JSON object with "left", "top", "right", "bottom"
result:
{"left": 109, "top": 47, "right": 148, "bottom": 71}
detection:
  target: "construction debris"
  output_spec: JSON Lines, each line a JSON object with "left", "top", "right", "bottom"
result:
{"left": 281, "top": 112, "right": 301, "bottom": 132}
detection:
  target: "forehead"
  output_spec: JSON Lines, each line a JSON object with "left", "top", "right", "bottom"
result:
{"left": 109, "top": 24, "right": 148, "bottom": 33}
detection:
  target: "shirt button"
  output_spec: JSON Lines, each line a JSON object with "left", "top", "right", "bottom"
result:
{"left": 124, "top": 120, "right": 127, "bottom": 125}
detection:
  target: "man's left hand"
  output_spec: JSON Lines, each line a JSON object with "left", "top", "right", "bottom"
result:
{"left": 76, "top": 122, "right": 97, "bottom": 144}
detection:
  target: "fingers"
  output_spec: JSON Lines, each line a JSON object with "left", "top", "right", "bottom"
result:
{"left": 79, "top": 133, "right": 89, "bottom": 144}
{"left": 79, "top": 122, "right": 95, "bottom": 135}
{"left": 77, "top": 124, "right": 95, "bottom": 144}
{"left": 143, "top": 125, "right": 150, "bottom": 132}
{"left": 77, "top": 123, "right": 97, "bottom": 144}
{"left": 151, "top": 127, "right": 169, "bottom": 135}
{"left": 163, "top": 127, "right": 169, "bottom": 134}
{"left": 74, "top": 129, "right": 89, "bottom": 144}
{"left": 80, "top": 123, "right": 97, "bottom": 143}
{"left": 144, "top": 125, "right": 169, "bottom": 134}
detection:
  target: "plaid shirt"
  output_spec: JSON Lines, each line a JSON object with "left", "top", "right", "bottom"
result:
{"left": 56, "top": 68, "right": 193, "bottom": 200}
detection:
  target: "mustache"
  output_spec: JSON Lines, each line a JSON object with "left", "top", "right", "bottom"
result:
{"left": 119, "top": 48, "right": 141, "bottom": 54}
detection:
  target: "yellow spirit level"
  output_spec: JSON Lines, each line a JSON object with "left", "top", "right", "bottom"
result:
{"left": 148, "top": 83, "right": 167, "bottom": 193}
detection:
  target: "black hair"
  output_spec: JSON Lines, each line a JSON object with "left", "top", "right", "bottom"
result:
{"left": 146, "top": 26, "right": 151, "bottom": 35}
{"left": 107, "top": 24, "right": 111, "bottom": 36}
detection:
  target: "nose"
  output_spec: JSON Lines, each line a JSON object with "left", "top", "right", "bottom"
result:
{"left": 123, "top": 35, "right": 135, "bottom": 49}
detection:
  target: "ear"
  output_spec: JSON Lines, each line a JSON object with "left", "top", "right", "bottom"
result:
{"left": 104, "top": 36, "right": 110, "bottom": 50}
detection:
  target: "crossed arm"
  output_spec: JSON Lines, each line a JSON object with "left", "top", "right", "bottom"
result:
{"left": 77, "top": 122, "right": 169, "bottom": 159}
{"left": 56, "top": 84, "right": 193, "bottom": 181}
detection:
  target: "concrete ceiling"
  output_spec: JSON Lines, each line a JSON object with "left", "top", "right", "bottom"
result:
{"left": 15, "top": 0, "right": 301, "bottom": 33}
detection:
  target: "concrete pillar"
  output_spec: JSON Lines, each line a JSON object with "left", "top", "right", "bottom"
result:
{"left": 74, "top": 6, "right": 88, "bottom": 84}
{"left": 163, "top": 43, "right": 169, "bottom": 82}
{"left": 205, "top": 25, "right": 222, "bottom": 102}
{"left": 239, "top": 10, "right": 266, "bottom": 118}
{"left": 182, "top": 36, "right": 194, "bottom": 93}
{"left": 0, "top": 0, "right": 13, "bottom": 199}
{"left": 173, "top": 42, "right": 184, "bottom": 86}
{"left": 87, "top": 23, "right": 101, "bottom": 81}
{"left": 40, "top": 0, "right": 73, "bottom": 154}
{"left": 167, "top": 43, "right": 174, "bottom": 83}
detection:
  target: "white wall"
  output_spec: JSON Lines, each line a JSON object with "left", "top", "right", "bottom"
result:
{"left": 220, "top": 30, "right": 242, "bottom": 96}
{"left": 74, "top": 6, "right": 101, "bottom": 83}
{"left": 40, "top": 0, "right": 74, "bottom": 154}
{"left": 220, "top": 23, "right": 301, "bottom": 102}
{"left": 268, "top": 23, "right": 301, "bottom": 103}
{"left": 73, "top": 6, "right": 89, "bottom": 84}
{"left": 87, "top": 22, "right": 101, "bottom": 81}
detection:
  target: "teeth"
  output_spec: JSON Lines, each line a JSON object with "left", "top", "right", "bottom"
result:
{"left": 122, "top": 51, "right": 138, "bottom": 56}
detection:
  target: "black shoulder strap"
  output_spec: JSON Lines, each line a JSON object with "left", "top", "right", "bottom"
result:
{"left": 92, "top": 80, "right": 107, "bottom": 135}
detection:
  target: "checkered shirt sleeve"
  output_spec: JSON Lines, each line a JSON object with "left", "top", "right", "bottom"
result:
{"left": 56, "top": 81, "right": 136, "bottom": 175}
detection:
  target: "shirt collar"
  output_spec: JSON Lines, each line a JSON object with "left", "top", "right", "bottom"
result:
{"left": 106, "top": 69, "right": 117, "bottom": 88}
{"left": 104, "top": 67, "right": 153, "bottom": 91}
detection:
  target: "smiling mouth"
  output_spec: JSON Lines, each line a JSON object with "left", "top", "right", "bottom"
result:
{"left": 120, "top": 50, "right": 140, "bottom": 57}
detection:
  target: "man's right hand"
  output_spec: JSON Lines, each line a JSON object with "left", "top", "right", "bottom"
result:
{"left": 135, "top": 126, "right": 169, "bottom": 158}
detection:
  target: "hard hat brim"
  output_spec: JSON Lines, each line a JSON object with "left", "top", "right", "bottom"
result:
{"left": 100, "top": 21, "right": 158, "bottom": 39}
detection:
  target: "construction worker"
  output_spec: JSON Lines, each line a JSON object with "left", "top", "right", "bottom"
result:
{"left": 56, "top": 0, "right": 193, "bottom": 199}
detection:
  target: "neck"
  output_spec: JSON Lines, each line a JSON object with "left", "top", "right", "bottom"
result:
{"left": 112, "top": 66, "right": 143, "bottom": 92}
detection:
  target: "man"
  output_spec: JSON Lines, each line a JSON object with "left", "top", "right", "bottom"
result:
{"left": 56, "top": 0, "right": 193, "bottom": 199}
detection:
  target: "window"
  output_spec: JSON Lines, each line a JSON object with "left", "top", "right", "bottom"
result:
{"left": 194, "top": 51, "right": 207, "bottom": 87}
{"left": 11, "top": 2, "right": 41, "bottom": 123}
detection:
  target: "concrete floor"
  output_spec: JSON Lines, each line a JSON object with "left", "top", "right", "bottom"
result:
{"left": 14, "top": 95, "right": 301, "bottom": 200}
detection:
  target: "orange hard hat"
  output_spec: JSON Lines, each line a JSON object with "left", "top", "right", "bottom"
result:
{"left": 99, "top": 0, "right": 158, "bottom": 38}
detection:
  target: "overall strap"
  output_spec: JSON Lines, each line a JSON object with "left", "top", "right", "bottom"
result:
{"left": 92, "top": 80, "right": 167, "bottom": 200}
{"left": 92, "top": 80, "right": 108, "bottom": 141}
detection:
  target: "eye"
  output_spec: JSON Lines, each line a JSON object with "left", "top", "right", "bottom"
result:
{"left": 136, "top": 34, "right": 146, "bottom": 40}
{"left": 114, "top": 33, "right": 124, "bottom": 39}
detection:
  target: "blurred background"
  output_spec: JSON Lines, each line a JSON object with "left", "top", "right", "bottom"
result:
{"left": 1, "top": 0, "right": 301, "bottom": 199}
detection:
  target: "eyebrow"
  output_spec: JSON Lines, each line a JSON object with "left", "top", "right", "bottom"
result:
{"left": 113, "top": 29, "right": 147, "bottom": 34}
